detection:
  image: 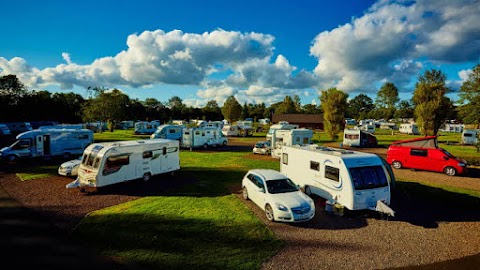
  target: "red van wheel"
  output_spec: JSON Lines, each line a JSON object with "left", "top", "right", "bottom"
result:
{"left": 392, "top": 161, "right": 402, "bottom": 169}
{"left": 444, "top": 166, "right": 456, "bottom": 176}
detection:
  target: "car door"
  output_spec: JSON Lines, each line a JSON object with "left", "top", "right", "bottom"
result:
{"left": 246, "top": 173, "right": 265, "bottom": 207}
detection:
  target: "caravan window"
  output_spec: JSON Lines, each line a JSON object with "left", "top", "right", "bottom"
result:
{"left": 325, "top": 166, "right": 339, "bottom": 182}
{"left": 349, "top": 166, "right": 388, "bottom": 190}
{"left": 103, "top": 154, "right": 129, "bottom": 175}
{"left": 282, "top": 153, "right": 288, "bottom": 165}
{"left": 143, "top": 151, "right": 153, "bottom": 159}
{"left": 310, "top": 161, "right": 320, "bottom": 171}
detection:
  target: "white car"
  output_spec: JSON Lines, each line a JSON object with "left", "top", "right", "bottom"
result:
{"left": 252, "top": 141, "right": 271, "bottom": 155}
{"left": 241, "top": 169, "right": 315, "bottom": 223}
{"left": 58, "top": 157, "right": 82, "bottom": 176}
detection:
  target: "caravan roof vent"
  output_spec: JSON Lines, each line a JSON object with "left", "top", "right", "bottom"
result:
{"left": 332, "top": 150, "right": 355, "bottom": 155}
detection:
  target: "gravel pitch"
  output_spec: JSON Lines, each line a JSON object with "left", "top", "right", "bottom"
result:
{"left": 1, "top": 139, "right": 480, "bottom": 270}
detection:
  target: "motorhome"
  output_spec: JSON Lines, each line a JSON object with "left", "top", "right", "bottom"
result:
{"left": 462, "top": 129, "right": 479, "bottom": 145}
{"left": 280, "top": 144, "right": 394, "bottom": 214}
{"left": 134, "top": 121, "right": 159, "bottom": 135}
{"left": 150, "top": 124, "right": 184, "bottom": 140}
{"left": 266, "top": 122, "right": 299, "bottom": 141}
{"left": 205, "top": 121, "right": 224, "bottom": 129}
{"left": 386, "top": 136, "right": 468, "bottom": 176}
{"left": 0, "top": 128, "right": 93, "bottom": 162}
{"left": 343, "top": 129, "right": 378, "bottom": 147}
{"left": 271, "top": 128, "right": 313, "bottom": 158}
{"left": 66, "top": 139, "right": 180, "bottom": 190}
{"left": 399, "top": 123, "right": 420, "bottom": 135}
{"left": 181, "top": 127, "right": 228, "bottom": 149}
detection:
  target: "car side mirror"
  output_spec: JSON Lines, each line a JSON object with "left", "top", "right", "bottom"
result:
{"left": 258, "top": 187, "right": 265, "bottom": 193}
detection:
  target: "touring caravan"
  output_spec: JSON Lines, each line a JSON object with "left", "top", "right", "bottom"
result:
{"left": 0, "top": 128, "right": 93, "bottom": 162}
{"left": 343, "top": 129, "right": 378, "bottom": 147}
{"left": 150, "top": 124, "right": 184, "bottom": 140}
{"left": 134, "top": 121, "right": 159, "bottom": 135}
{"left": 280, "top": 144, "right": 393, "bottom": 214}
{"left": 271, "top": 128, "right": 313, "bottom": 158}
{"left": 221, "top": 124, "right": 254, "bottom": 137}
{"left": 386, "top": 136, "right": 468, "bottom": 176}
{"left": 266, "top": 122, "right": 299, "bottom": 141}
{"left": 66, "top": 139, "right": 180, "bottom": 190}
{"left": 399, "top": 123, "right": 420, "bottom": 135}
{"left": 181, "top": 128, "right": 228, "bottom": 149}
{"left": 461, "top": 129, "right": 479, "bottom": 145}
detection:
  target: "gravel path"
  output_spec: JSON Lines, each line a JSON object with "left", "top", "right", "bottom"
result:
{"left": 1, "top": 139, "right": 480, "bottom": 270}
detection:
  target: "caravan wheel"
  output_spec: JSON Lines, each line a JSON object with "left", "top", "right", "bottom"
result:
{"left": 203, "top": 143, "right": 208, "bottom": 149}
{"left": 142, "top": 172, "right": 152, "bottom": 182}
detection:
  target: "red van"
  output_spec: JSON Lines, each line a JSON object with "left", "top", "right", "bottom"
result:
{"left": 386, "top": 136, "right": 468, "bottom": 176}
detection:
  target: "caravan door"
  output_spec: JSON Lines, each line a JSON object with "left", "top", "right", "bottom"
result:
{"left": 35, "top": 135, "right": 44, "bottom": 156}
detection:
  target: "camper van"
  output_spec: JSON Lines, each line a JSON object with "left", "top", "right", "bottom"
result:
{"left": 181, "top": 128, "right": 228, "bottom": 149}
{"left": 462, "top": 129, "right": 479, "bottom": 145}
{"left": 266, "top": 122, "right": 299, "bottom": 141}
{"left": 134, "top": 121, "right": 159, "bottom": 135}
{"left": 271, "top": 128, "right": 313, "bottom": 158}
{"left": 66, "top": 139, "right": 180, "bottom": 190}
{"left": 150, "top": 124, "right": 184, "bottom": 140}
{"left": 280, "top": 144, "right": 393, "bottom": 213}
{"left": 343, "top": 129, "right": 378, "bottom": 147}
{"left": 399, "top": 123, "right": 420, "bottom": 135}
{"left": 0, "top": 128, "right": 93, "bottom": 162}
{"left": 386, "top": 136, "right": 468, "bottom": 176}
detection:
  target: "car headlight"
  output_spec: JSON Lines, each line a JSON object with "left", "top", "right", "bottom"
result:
{"left": 275, "top": 203, "right": 288, "bottom": 212}
{"left": 458, "top": 163, "right": 466, "bottom": 167}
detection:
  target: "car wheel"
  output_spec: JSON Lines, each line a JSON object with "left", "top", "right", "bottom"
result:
{"left": 265, "top": 204, "right": 275, "bottom": 222}
{"left": 7, "top": 155, "right": 17, "bottom": 162}
{"left": 444, "top": 166, "right": 456, "bottom": 176}
{"left": 143, "top": 172, "right": 151, "bottom": 182}
{"left": 304, "top": 185, "right": 312, "bottom": 196}
{"left": 392, "top": 161, "right": 402, "bottom": 169}
{"left": 203, "top": 143, "right": 208, "bottom": 149}
{"left": 242, "top": 187, "right": 249, "bottom": 200}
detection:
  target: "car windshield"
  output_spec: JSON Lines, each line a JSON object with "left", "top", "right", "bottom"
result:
{"left": 440, "top": 148, "right": 454, "bottom": 157}
{"left": 255, "top": 142, "right": 269, "bottom": 147}
{"left": 266, "top": 178, "right": 299, "bottom": 194}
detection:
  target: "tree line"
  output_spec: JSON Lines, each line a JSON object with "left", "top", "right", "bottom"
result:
{"left": 0, "top": 64, "right": 479, "bottom": 137}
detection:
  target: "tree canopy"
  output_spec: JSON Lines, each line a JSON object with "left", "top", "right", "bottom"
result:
{"left": 458, "top": 64, "right": 480, "bottom": 128}
{"left": 221, "top": 95, "right": 242, "bottom": 123}
{"left": 320, "top": 88, "right": 348, "bottom": 140}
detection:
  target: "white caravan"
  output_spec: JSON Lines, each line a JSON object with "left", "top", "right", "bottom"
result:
{"left": 0, "top": 129, "right": 93, "bottom": 162}
{"left": 181, "top": 128, "right": 228, "bottom": 148}
{"left": 343, "top": 129, "right": 378, "bottom": 147}
{"left": 280, "top": 144, "right": 393, "bottom": 214}
{"left": 266, "top": 122, "right": 299, "bottom": 141}
{"left": 221, "top": 124, "right": 254, "bottom": 137}
{"left": 462, "top": 129, "right": 479, "bottom": 145}
{"left": 150, "top": 124, "right": 184, "bottom": 140}
{"left": 399, "top": 123, "right": 420, "bottom": 135}
{"left": 134, "top": 121, "right": 159, "bottom": 135}
{"left": 271, "top": 128, "right": 313, "bottom": 158}
{"left": 66, "top": 139, "right": 180, "bottom": 189}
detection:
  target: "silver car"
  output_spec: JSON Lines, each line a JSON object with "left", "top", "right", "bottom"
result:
{"left": 252, "top": 141, "right": 271, "bottom": 155}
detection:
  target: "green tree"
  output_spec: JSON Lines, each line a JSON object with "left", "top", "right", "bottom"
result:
{"left": 241, "top": 102, "right": 249, "bottom": 120}
{"left": 203, "top": 100, "right": 223, "bottom": 121}
{"left": 347, "top": 94, "right": 374, "bottom": 120}
{"left": 375, "top": 82, "right": 399, "bottom": 120}
{"left": 275, "top": 95, "right": 297, "bottom": 114}
{"left": 293, "top": 95, "right": 302, "bottom": 113}
{"left": 320, "top": 88, "right": 348, "bottom": 140}
{"left": 394, "top": 100, "right": 414, "bottom": 120}
{"left": 458, "top": 64, "right": 480, "bottom": 128}
{"left": 413, "top": 69, "right": 451, "bottom": 135}
{"left": 302, "top": 104, "right": 321, "bottom": 114}
{"left": 82, "top": 89, "right": 131, "bottom": 132}
{"left": 221, "top": 96, "right": 242, "bottom": 123}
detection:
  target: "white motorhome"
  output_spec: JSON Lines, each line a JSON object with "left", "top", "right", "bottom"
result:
{"left": 150, "top": 124, "right": 184, "bottom": 140}
{"left": 0, "top": 129, "right": 93, "bottom": 162}
{"left": 181, "top": 128, "right": 228, "bottom": 149}
{"left": 462, "top": 129, "right": 479, "bottom": 145}
{"left": 399, "top": 123, "right": 420, "bottom": 135}
{"left": 66, "top": 139, "right": 180, "bottom": 190}
{"left": 134, "top": 121, "right": 159, "bottom": 135}
{"left": 280, "top": 144, "right": 394, "bottom": 214}
{"left": 343, "top": 129, "right": 378, "bottom": 147}
{"left": 266, "top": 122, "right": 299, "bottom": 141}
{"left": 271, "top": 128, "right": 313, "bottom": 158}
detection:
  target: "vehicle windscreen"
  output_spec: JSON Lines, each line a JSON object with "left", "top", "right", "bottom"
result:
{"left": 349, "top": 166, "right": 388, "bottom": 190}
{"left": 441, "top": 148, "right": 454, "bottom": 157}
{"left": 266, "top": 178, "right": 299, "bottom": 194}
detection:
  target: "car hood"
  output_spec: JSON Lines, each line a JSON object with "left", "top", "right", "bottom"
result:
{"left": 270, "top": 191, "right": 312, "bottom": 208}
{"left": 62, "top": 160, "right": 81, "bottom": 167}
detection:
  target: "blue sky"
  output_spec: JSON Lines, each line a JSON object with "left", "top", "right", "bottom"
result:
{"left": 1, "top": 0, "right": 479, "bottom": 107}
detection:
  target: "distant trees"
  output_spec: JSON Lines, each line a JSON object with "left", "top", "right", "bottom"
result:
{"left": 347, "top": 94, "right": 374, "bottom": 120}
{"left": 275, "top": 95, "right": 297, "bottom": 114}
{"left": 320, "top": 88, "right": 348, "bottom": 140}
{"left": 375, "top": 82, "right": 399, "bottom": 120}
{"left": 221, "top": 95, "right": 242, "bottom": 123}
{"left": 82, "top": 89, "right": 131, "bottom": 131}
{"left": 413, "top": 69, "right": 452, "bottom": 135}
{"left": 458, "top": 64, "right": 480, "bottom": 128}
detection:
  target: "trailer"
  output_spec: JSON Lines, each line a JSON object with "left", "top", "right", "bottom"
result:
{"left": 66, "top": 139, "right": 180, "bottom": 189}
{"left": 280, "top": 144, "right": 394, "bottom": 215}
{"left": 150, "top": 124, "right": 185, "bottom": 140}
{"left": 399, "top": 123, "right": 420, "bottom": 135}
{"left": 343, "top": 129, "right": 378, "bottom": 147}
{"left": 461, "top": 129, "right": 479, "bottom": 145}
{"left": 271, "top": 128, "right": 313, "bottom": 158}
{"left": 134, "top": 121, "right": 159, "bottom": 135}
{"left": 181, "top": 127, "right": 228, "bottom": 149}
{"left": 221, "top": 124, "right": 254, "bottom": 137}
{"left": 0, "top": 128, "right": 93, "bottom": 162}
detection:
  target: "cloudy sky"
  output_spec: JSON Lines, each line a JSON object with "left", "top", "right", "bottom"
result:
{"left": 1, "top": 0, "right": 479, "bottom": 107}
